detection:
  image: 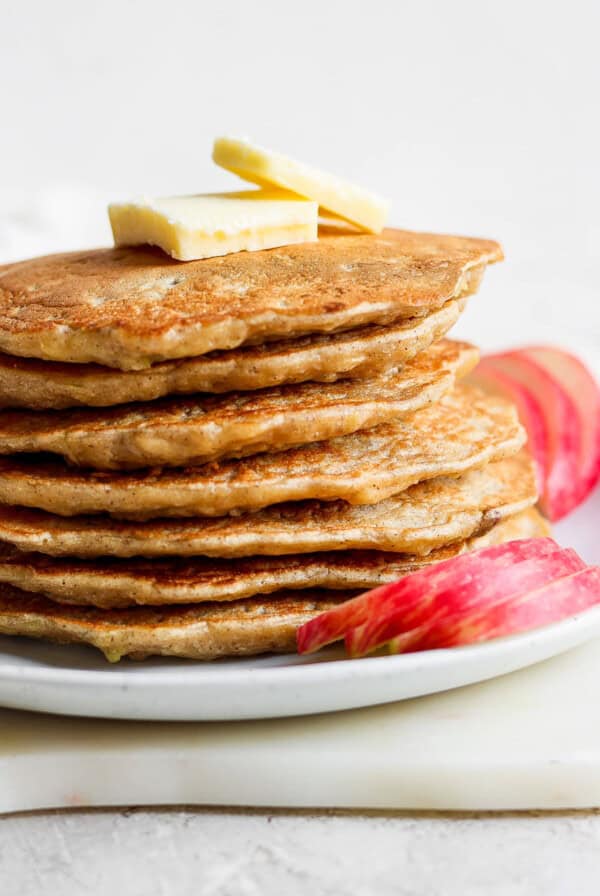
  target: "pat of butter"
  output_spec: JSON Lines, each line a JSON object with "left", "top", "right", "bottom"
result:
{"left": 108, "top": 190, "right": 318, "bottom": 261}
{"left": 213, "top": 137, "right": 389, "bottom": 234}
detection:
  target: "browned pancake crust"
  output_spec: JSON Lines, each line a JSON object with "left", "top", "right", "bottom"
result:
{"left": 0, "top": 509, "right": 549, "bottom": 607}
{"left": 0, "top": 454, "right": 538, "bottom": 558}
{"left": 0, "top": 228, "right": 502, "bottom": 369}
{"left": 0, "top": 385, "right": 524, "bottom": 517}
{"left": 0, "top": 584, "right": 345, "bottom": 661}
{"left": 0, "top": 339, "right": 477, "bottom": 469}
{"left": 0, "top": 299, "right": 465, "bottom": 410}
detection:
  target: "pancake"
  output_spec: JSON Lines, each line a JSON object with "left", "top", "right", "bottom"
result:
{"left": 0, "top": 228, "right": 502, "bottom": 369}
{"left": 0, "top": 339, "right": 477, "bottom": 470}
{"left": 0, "top": 585, "right": 344, "bottom": 661}
{"left": 0, "top": 298, "right": 466, "bottom": 410}
{"left": 0, "top": 509, "right": 549, "bottom": 608}
{"left": 0, "top": 453, "right": 538, "bottom": 558}
{"left": 0, "top": 385, "right": 525, "bottom": 517}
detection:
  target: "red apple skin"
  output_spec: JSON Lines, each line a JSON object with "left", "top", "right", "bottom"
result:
{"left": 485, "top": 352, "right": 580, "bottom": 520}
{"left": 347, "top": 547, "right": 586, "bottom": 657}
{"left": 420, "top": 566, "right": 600, "bottom": 650}
{"left": 385, "top": 550, "right": 587, "bottom": 655}
{"left": 472, "top": 360, "right": 548, "bottom": 493}
{"left": 521, "top": 346, "right": 600, "bottom": 512}
{"left": 296, "top": 538, "right": 560, "bottom": 655}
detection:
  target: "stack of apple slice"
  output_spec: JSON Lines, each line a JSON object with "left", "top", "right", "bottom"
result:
{"left": 472, "top": 346, "right": 600, "bottom": 520}
{"left": 297, "top": 539, "right": 600, "bottom": 658}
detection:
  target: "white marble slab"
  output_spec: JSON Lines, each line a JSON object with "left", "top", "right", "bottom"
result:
{"left": 2, "top": 637, "right": 600, "bottom": 815}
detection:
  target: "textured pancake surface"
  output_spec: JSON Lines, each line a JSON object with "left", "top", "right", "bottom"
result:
{"left": 0, "top": 299, "right": 465, "bottom": 410}
{"left": 0, "top": 339, "right": 477, "bottom": 469}
{"left": 0, "top": 453, "right": 538, "bottom": 558}
{"left": 0, "top": 228, "right": 502, "bottom": 369}
{"left": 0, "top": 585, "right": 344, "bottom": 661}
{"left": 0, "top": 385, "right": 525, "bottom": 517}
{"left": 0, "top": 508, "right": 549, "bottom": 607}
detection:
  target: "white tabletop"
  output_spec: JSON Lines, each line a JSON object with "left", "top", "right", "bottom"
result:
{"left": 2, "top": 806, "right": 600, "bottom": 895}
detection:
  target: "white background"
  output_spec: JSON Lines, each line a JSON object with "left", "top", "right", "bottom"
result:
{"left": 2, "top": 0, "right": 600, "bottom": 366}
{"left": 1, "top": 1, "right": 600, "bottom": 893}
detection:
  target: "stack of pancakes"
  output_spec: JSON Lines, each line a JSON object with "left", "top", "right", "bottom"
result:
{"left": 0, "top": 228, "right": 544, "bottom": 660}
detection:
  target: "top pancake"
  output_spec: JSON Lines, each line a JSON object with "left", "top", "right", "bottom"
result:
{"left": 0, "top": 228, "right": 502, "bottom": 370}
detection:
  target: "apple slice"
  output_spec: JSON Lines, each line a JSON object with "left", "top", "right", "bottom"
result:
{"left": 479, "top": 352, "right": 580, "bottom": 520}
{"left": 346, "top": 545, "right": 585, "bottom": 657}
{"left": 400, "top": 566, "right": 600, "bottom": 652}
{"left": 474, "top": 347, "right": 600, "bottom": 521}
{"left": 296, "top": 537, "right": 561, "bottom": 654}
{"left": 376, "top": 549, "right": 587, "bottom": 655}
{"left": 521, "top": 347, "right": 600, "bottom": 512}
{"left": 472, "top": 360, "right": 547, "bottom": 492}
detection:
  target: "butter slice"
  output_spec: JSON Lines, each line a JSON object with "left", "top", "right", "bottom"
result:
{"left": 213, "top": 137, "right": 389, "bottom": 234}
{"left": 108, "top": 190, "right": 318, "bottom": 261}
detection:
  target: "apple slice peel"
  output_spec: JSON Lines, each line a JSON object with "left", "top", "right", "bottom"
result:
{"left": 479, "top": 354, "right": 580, "bottom": 519}
{"left": 473, "top": 346, "right": 600, "bottom": 521}
{"left": 346, "top": 545, "right": 586, "bottom": 657}
{"left": 521, "top": 346, "right": 600, "bottom": 511}
{"left": 297, "top": 539, "right": 600, "bottom": 660}
{"left": 297, "top": 538, "right": 561, "bottom": 655}
{"left": 423, "top": 566, "right": 600, "bottom": 650}
{"left": 471, "top": 362, "right": 548, "bottom": 491}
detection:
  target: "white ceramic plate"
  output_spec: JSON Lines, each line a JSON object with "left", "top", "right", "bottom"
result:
{"left": 0, "top": 488, "right": 598, "bottom": 721}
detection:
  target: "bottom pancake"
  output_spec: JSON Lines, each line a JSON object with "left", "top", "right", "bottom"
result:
{"left": 0, "top": 508, "right": 550, "bottom": 608}
{"left": 0, "top": 509, "right": 551, "bottom": 662}
{"left": 0, "top": 586, "right": 345, "bottom": 661}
